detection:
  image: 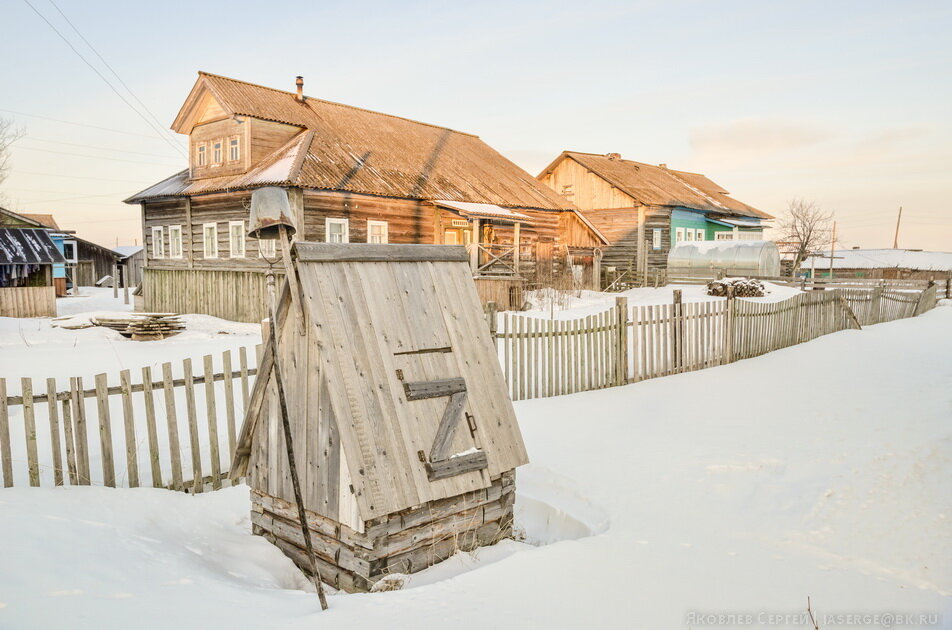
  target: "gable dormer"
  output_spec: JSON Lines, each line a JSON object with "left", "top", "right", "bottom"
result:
{"left": 171, "top": 73, "right": 303, "bottom": 181}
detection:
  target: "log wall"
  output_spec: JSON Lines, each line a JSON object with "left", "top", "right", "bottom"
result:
{"left": 251, "top": 471, "right": 515, "bottom": 592}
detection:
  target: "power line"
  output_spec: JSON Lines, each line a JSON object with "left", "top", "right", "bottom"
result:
{"left": 0, "top": 108, "right": 177, "bottom": 141}
{"left": 8, "top": 169, "right": 157, "bottom": 184}
{"left": 21, "top": 136, "right": 181, "bottom": 159}
{"left": 14, "top": 145, "right": 181, "bottom": 167}
{"left": 45, "top": 0, "right": 182, "bottom": 149}
{"left": 20, "top": 0, "right": 187, "bottom": 157}
{"left": 15, "top": 190, "right": 133, "bottom": 205}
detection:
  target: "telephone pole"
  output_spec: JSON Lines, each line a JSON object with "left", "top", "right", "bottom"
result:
{"left": 892, "top": 206, "right": 903, "bottom": 249}
{"left": 828, "top": 221, "right": 837, "bottom": 279}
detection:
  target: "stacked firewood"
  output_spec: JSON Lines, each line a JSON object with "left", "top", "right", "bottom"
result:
{"left": 90, "top": 313, "right": 185, "bottom": 341}
{"left": 706, "top": 278, "right": 766, "bottom": 298}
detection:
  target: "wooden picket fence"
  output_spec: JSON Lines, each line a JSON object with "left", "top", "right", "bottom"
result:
{"left": 0, "top": 346, "right": 260, "bottom": 490}
{"left": 495, "top": 283, "right": 940, "bottom": 401}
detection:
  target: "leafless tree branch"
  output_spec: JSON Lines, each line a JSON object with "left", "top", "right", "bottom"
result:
{"left": 776, "top": 198, "right": 835, "bottom": 270}
{"left": 0, "top": 116, "right": 24, "bottom": 191}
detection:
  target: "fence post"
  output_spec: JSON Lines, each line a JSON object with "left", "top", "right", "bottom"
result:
{"left": 615, "top": 296, "right": 629, "bottom": 386}
{"left": 872, "top": 281, "right": 884, "bottom": 324}
{"left": 672, "top": 290, "right": 683, "bottom": 373}
{"left": 122, "top": 264, "right": 130, "bottom": 305}
{"left": 724, "top": 287, "right": 735, "bottom": 364}
{"left": 486, "top": 301, "right": 498, "bottom": 352}
{"left": 113, "top": 264, "right": 119, "bottom": 298}
{"left": 0, "top": 379, "right": 12, "bottom": 487}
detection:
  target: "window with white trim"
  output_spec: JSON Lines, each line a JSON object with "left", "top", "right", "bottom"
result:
{"left": 228, "top": 136, "right": 240, "bottom": 162}
{"left": 212, "top": 139, "right": 223, "bottom": 164}
{"left": 686, "top": 229, "right": 695, "bottom": 241}
{"left": 675, "top": 227, "right": 685, "bottom": 243}
{"left": 695, "top": 228, "right": 706, "bottom": 241}
{"left": 652, "top": 228, "right": 662, "bottom": 250}
{"left": 367, "top": 220, "right": 388, "bottom": 244}
{"left": 228, "top": 221, "right": 246, "bottom": 258}
{"left": 325, "top": 218, "right": 349, "bottom": 243}
{"left": 715, "top": 231, "right": 734, "bottom": 240}
{"left": 169, "top": 225, "right": 183, "bottom": 259}
{"left": 151, "top": 226, "right": 164, "bottom": 258}
{"left": 196, "top": 143, "right": 207, "bottom": 167}
{"left": 203, "top": 223, "right": 218, "bottom": 258}
{"left": 258, "top": 237, "right": 276, "bottom": 258}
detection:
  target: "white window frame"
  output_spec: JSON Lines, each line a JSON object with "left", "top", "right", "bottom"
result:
{"left": 675, "top": 227, "right": 685, "bottom": 243}
{"left": 151, "top": 226, "right": 164, "bottom": 258}
{"left": 168, "top": 225, "right": 183, "bottom": 259}
{"left": 366, "top": 220, "right": 388, "bottom": 244}
{"left": 695, "top": 228, "right": 705, "bottom": 241}
{"left": 202, "top": 222, "right": 219, "bottom": 258}
{"left": 715, "top": 231, "right": 734, "bottom": 241}
{"left": 62, "top": 239, "right": 77, "bottom": 264}
{"left": 228, "top": 220, "right": 246, "bottom": 258}
{"left": 212, "top": 139, "right": 223, "bottom": 165}
{"left": 228, "top": 136, "right": 240, "bottom": 162}
{"left": 258, "top": 237, "right": 276, "bottom": 258}
{"left": 652, "top": 228, "right": 662, "bottom": 250}
{"left": 325, "top": 218, "right": 349, "bottom": 243}
{"left": 195, "top": 143, "right": 207, "bottom": 167}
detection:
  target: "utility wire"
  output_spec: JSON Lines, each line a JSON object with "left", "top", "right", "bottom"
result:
{"left": 15, "top": 145, "right": 181, "bottom": 167}
{"left": 16, "top": 191, "right": 133, "bottom": 205}
{"left": 10, "top": 170, "right": 157, "bottom": 184}
{"left": 21, "top": 0, "right": 187, "bottom": 157}
{"left": 45, "top": 0, "right": 182, "bottom": 149}
{"left": 21, "top": 136, "right": 182, "bottom": 159}
{"left": 0, "top": 108, "right": 175, "bottom": 141}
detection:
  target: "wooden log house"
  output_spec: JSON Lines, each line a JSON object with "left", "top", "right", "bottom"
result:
{"left": 537, "top": 151, "right": 772, "bottom": 282}
{"left": 229, "top": 243, "right": 528, "bottom": 592}
{"left": 125, "top": 72, "right": 607, "bottom": 320}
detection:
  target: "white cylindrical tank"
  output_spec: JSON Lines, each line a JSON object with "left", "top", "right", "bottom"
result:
{"left": 667, "top": 240, "right": 781, "bottom": 277}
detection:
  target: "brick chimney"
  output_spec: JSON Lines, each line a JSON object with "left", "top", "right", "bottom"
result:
{"left": 605, "top": 152, "right": 621, "bottom": 160}
{"left": 295, "top": 76, "right": 305, "bottom": 102}
{"left": 658, "top": 163, "right": 667, "bottom": 169}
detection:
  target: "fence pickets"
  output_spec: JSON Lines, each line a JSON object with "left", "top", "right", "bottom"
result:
{"left": 0, "top": 346, "right": 260, "bottom": 490}
{"left": 0, "top": 281, "right": 942, "bottom": 490}
{"left": 497, "top": 283, "right": 940, "bottom": 401}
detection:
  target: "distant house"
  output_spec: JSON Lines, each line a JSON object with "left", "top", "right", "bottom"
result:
{"left": 113, "top": 245, "right": 144, "bottom": 287}
{"left": 125, "top": 72, "right": 607, "bottom": 320}
{"left": 0, "top": 207, "right": 120, "bottom": 291}
{"left": 0, "top": 215, "right": 65, "bottom": 317}
{"left": 801, "top": 248, "right": 952, "bottom": 280}
{"left": 537, "top": 151, "right": 772, "bottom": 277}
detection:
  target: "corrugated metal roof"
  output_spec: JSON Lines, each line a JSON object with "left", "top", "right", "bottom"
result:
{"left": 128, "top": 72, "right": 575, "bottom": 212}
{"left": 431, "top": 200, "right": 534, "bottom": 223}
{"left": 0, "top": 228, "right": 66, "bottom": 264}
{"left": 540, "top": 152, "right": 771, "bottom": 219}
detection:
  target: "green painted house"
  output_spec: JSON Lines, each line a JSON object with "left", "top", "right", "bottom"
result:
{"left": 538, "top": 151, "right": 772, "bottom": 275}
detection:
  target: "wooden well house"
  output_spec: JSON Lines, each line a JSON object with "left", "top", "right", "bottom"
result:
{"left": 230, "top": 242, "right": 528, "bottom": 592}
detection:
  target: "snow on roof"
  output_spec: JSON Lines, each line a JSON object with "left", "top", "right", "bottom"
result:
{"left": 802, "top": 249, "right": 952, "bottom": 271}
{"left": 431, "top": 200, "right": 535, "bottom": 223}
{"left": 113, "top": 245, "right": 143, "bottom": 258}
{"left": 673, "top": 239, "right": 774, "bottom": 254}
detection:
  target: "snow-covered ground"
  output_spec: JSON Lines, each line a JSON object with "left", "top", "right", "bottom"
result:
{"left": 521, "top": 281, "right": 803, "bottom": 320}
{"left": 0, "top": 303, "right": 948, "bottom": 628}
{"left": 0, "top": 288, "right": 261, "bottom": 385}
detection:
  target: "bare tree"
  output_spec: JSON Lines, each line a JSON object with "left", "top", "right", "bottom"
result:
{"left": 0, "top": 117, "right": 23, "bottom": 191}
{"left": 776, "top": 198, "right": 834, "bottom": 270}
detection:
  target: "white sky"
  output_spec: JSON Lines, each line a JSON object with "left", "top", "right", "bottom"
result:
{"left": 1, "top": 0, "right": 949, "bottom": 250}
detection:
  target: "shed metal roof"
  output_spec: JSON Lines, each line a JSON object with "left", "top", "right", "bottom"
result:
{"left": 0, "top": 228, "right": 66, "bottom": 264}
{"left": 431, "top": 200, "right": 535, "bottom": 223}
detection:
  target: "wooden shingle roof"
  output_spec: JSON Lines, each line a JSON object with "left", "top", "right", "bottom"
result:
{"left": 129, "top": 72, "right": 574, "bottom": 211}
{"left": 540, "top": 151, "right": 772, "bottom": 219}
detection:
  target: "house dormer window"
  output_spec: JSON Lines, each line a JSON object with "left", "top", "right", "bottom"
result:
{"left": 228, "top": 136, "right": 240, "bottom": 162}
{"left": 212, "top": 139, "right": 223, "bottom": 165}
{"left": 196, "top": 143, "right": 207, "bottom": 167}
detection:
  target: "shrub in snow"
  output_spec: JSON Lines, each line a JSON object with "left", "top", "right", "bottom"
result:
{"left": 707, "top": 278, "right": 766, "bottom": 298}
{"left": 370, "top": 574, "right": 409, "bottom": 592}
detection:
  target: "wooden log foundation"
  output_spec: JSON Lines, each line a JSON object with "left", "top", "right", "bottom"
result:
{"left": 251, "top": 471, "right": 516, "bottom": 592}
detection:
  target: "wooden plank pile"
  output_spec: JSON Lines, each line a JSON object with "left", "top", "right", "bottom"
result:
{"left": 707, "top": 278, "right": 765, "bottom": 297}
{"left": 91, "top": 313, "right": 184, "bottom": 341}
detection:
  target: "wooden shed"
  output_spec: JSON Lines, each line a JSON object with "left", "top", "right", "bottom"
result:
{"left": 230, "top": 243, "right": 528, "bottom": 592}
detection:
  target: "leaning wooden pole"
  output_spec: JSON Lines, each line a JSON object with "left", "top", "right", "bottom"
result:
{"left": 267, "top": 268, "right": 329, "bottom": 610}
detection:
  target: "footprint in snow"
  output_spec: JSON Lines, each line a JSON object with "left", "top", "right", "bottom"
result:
{"left": 185, "top": 546, "right": 204, "bottom": 556}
